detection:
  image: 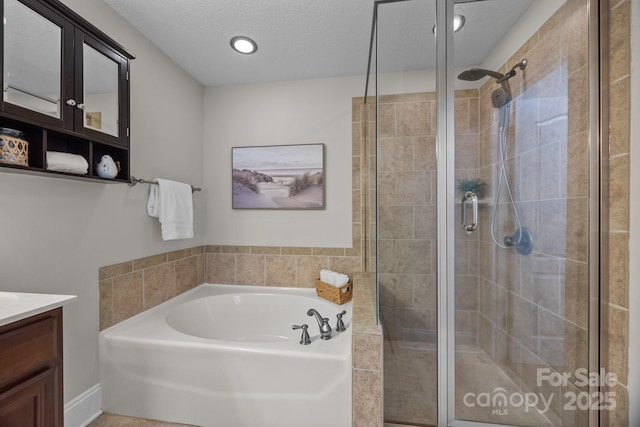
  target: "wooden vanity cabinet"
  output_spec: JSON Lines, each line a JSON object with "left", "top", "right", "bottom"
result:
{"left": 0, "top": 0, "right": 134, "bottom": 183}
{"left": 0, "top": 308, "right": 63, "bottom": 427}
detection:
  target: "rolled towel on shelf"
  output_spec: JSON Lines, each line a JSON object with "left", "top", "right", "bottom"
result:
{"left": 46, "top": 151, "right": 88, "bottom": 174}
{"left": 318, "top": 269, "right": 350, "bottom": 287}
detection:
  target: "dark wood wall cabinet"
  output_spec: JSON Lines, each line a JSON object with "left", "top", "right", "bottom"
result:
{"left": 0, "top": 308, "right": 63, "bottom": 427}
{"left": 0, "top": 0, "right": 134, "bottom": 183}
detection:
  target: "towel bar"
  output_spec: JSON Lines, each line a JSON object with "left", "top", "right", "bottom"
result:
{"left": 128, "top": 176, "right": 202, "bottom": 193}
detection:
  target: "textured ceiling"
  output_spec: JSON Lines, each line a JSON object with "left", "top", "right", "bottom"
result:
{"left": 104, "top": 0, "right": 535, "bottom": 87}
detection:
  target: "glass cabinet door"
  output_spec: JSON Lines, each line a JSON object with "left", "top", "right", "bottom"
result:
{"left": 75, "top": 31, "right": 128, "bottom": 145}
{"left": 2, "top": 0, "right": 72, "bottom": 127}
{"left": 82, "top": 42, "right": 119, "bottom": 138}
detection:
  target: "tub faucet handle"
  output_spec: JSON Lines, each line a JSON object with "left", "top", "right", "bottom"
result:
{"left": 336, "top": 310, "right": 347, "bottom": 332}
{"left": 292, "top": 324, "right": 311, "bottom": 345}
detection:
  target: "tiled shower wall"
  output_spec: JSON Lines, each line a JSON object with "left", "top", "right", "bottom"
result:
{"left": 376, "top": 92, "right": 441, "bottom": 345}
{"left": 474, "top": 0, "right": 596, "bottom": 425}
{"left": 375, "top": 89, "right": 482, "bottom": 347}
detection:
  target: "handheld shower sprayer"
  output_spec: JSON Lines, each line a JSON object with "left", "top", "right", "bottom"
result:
{"left": 456, "top": 59, "right": 533, "bottom": 255}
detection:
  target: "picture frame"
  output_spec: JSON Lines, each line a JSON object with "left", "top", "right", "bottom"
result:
{"left": 232, "top": 143, "right": 325, "bottom": 209}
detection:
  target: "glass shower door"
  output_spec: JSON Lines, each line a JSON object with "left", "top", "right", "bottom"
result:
{"left": 450, "top": 0, "right": 594, "bottom": 425}
{"left": 372, "top": 1, "right": 439, "bottom": 425}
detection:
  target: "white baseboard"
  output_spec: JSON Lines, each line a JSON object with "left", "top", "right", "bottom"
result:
{"left": 64, "top": 384, "right": 103, "bottom": 427}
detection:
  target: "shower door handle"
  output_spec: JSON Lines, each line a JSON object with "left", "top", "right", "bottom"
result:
{"left": 461, "top": 191, "right": 478, "bottom": 234}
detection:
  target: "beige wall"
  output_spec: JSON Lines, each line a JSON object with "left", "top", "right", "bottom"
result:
{"left": 203, "top": 77, "right": 361, "bottom": 248}
{"left": 0, "top": 0, "right": 205, "bottom": 404}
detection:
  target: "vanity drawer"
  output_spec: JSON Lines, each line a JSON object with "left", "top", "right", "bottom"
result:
{"left": 0, "top": 311, "right": 59, "bottom": 388}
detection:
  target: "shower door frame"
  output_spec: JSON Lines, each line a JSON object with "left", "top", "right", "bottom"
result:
{"left": 435, "top": 0, "right": 604, "bottom": 426}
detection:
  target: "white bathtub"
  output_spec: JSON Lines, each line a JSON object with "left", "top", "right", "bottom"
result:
{"left": 99, "top": 283, "right": 352, "bottom": 427}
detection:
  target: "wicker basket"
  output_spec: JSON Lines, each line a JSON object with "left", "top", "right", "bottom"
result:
{"left": 0, "top": 134, "right": 28, "bottom": 167}
{"left": 315, "top": 279, "right": 353, "bottom": 305}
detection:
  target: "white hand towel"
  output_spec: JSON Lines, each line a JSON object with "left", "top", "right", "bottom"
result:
{"left": 147, "top": 185, "right": 159, "bottom": 217}
{"left": 46, "top": 151, "right": 89, "bottom": 174}
{"left": 155, "top": 178, "right": 194, "bottom": 241}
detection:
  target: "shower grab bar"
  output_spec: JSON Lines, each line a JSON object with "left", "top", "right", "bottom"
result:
{"left": 128, "top": 175, "right": 202, "bottom": 193}
{"left": 461, "top": 191, "right": 478, "bottom": 234}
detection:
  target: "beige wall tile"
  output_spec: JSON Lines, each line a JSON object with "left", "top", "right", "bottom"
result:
{"left": 413, "top": 135, "right": 436, "bottom": 171}
{"left": 112, "top": 271, "right": 143, "bottom": 324}
{"left": 280, "top": 247, "right": 313, "bottom": 255}
{"left": 568, "top": 65, "right": 589, "bottom": 137}
{"left": 609, "top": 0, "right": 631, "bottom": 82}
{"left": 167, "top": 248, "right": 193, "bottom": 262}
{"left": 99, "top": 279, "right": 113, "bottom": 331}
{"left": 250, "top": 246, "right": 281, "bottom": 255}
{"left": 607, "top": 304, "right": 629, "bottom": 385}
{"left": 312, "top": 247, "right": 345, "bottom": 256}
{"left": 133, "top": 253, "right": 167, "bottom": 271}
{"left": 328, "top": 256, "right": 362, "bottom": 279}
{"left": 235, "top": 254, "right": 265, "bottom": 286}
{"left": 221, "top": 245, "right": 251, "bottom": 254}
{"left": 609, "top": 154, "right": 630, "bottom": 231}
{"left": 99, "top": 261, "right": 132, "bottom": 280}
{"left": 396, "top": 101, "right": 431, "bottom": 137}
{"left": 143, "top": 263, "right": 176, "bottom": 309}
{"left": 609, "top": 77, "right": 630, "bottom": 157}
{"left": 353, "top": 369, "right": 383, "bottom": 427}
{"left": 175, "top": 256, "right": 199, "bottom": 294}
{"left": 353, "top": 333, "right": 382, "bottom": 370}
{"left": 206, "top": 253, "right": 236, "bottom": 284}
{"left": 296, "top": 255, "right": 329, "bottom": 287}
{"left": 265, "top": 255, "right": 296, "bottom": 287}
{"left": 377, "top": 103, "right": 396, "bottom": 137}
{"left": 563, "top": 259, "right": 589, "bottom": 329}
{"left": 609, "top": 231, "right": 629, "bottom": 308}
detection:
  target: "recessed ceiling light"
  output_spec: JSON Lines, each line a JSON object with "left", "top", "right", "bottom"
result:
{"left": 432, "top": 14, "right": 466, "bottom": 35}
{"left": 230, "top": 36, "right": 258, "bottom": 54}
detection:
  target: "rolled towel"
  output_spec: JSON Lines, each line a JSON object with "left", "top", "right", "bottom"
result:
{"left": 46, "top": 151, "right": 88, "bottom": 174}
{"left": 335, "top": 273, "right": 349, "bottom": 287}
{"left": 320, "top": 269, "right": 331, "bottom": 283}
{"left": 319, "top": 269, "right": 350, "bottom": 287}
{"left": 331, "top": 271, "right": 342, "bottom": 286}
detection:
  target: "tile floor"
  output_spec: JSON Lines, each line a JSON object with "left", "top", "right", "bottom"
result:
{"left": 88, "top": 413, "right": 193, "bottom": 427}
{"left": 384, "top": 339, "right": 552, "bottom": 427}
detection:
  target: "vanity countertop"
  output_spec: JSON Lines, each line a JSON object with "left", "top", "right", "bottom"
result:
{"left": 0, "top": 291, "right": 77, "bottom": 327}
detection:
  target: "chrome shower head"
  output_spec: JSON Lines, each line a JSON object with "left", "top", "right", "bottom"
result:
{"left": 457, "top": 68, "right": 505, "bottom": 82}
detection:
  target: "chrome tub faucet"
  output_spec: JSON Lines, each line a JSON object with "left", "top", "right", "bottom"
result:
{"left": 307, "top": 308, "right": 332, "bottom": 340}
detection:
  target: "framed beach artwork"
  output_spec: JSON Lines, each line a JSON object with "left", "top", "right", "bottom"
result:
{"left": 232, "top": 143, "right": 325, "bottom": 209}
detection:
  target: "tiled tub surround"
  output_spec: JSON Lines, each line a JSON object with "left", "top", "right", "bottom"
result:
{"left": 99, "top": 247, "right": 205, "bottom": 331}
{"left": 98, "top": 96, "right": 382, "bottom": 427}
{"left": 99, "top": 245, "right": 381, "bottom": 426}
